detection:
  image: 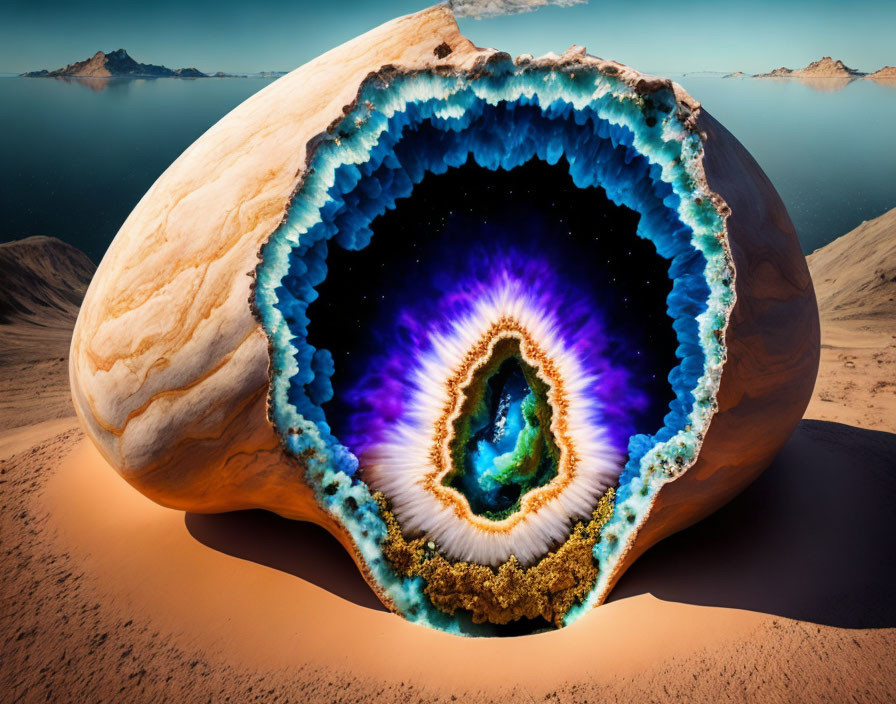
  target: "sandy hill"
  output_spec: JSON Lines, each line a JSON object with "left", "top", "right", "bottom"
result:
{"left": 805, "top": 207, "right": 896, "bottom": 431}
{"left": 23, "top": 49, "right": 205, "bottom": 78}
{"left": 0, "top": 236, "right": 94, "bottom": 328}
{"left": 0, "top": 237, "right": 94, "bottom": 429}
{"left": 808, "top": 207, "right": 896, "bottom": 321}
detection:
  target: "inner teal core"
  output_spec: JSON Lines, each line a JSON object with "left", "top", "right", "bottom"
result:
{"left": 445, "top": 342, "right": 560, "bottom": 521}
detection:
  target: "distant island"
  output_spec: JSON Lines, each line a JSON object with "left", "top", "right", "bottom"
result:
{"left": 22, "top": 49, "right": 288, "bottom": 79}
{"left": 755, "top": 57, "right": 865, "bottom": 78}
{"left": 725, "top": 56, "right": 896, "bottom": 80}
{"left": 24, "top": 49, "right": 206, "bottom": 78}
{"left": 868, "top": 66, "right": 896, "bottom": 80}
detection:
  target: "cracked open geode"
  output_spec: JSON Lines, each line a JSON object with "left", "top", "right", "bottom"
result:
{"left": 69, "top": 7, "right": 819, "bottom": 635}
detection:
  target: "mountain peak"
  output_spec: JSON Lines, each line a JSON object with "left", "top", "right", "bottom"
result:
{"left": 0, "top": 237, "right": 95, "bottom": 327}
{"left": 796, "top": 56, "right": 863, "bottom": 77}
{"left": 754, "top": 56, "right": 866, "bottom": 79}
{"left": 23, "top": 49, "right": 206, "bottom": 79}
{"left": 868, "top": 66, "right": 896, "bottom": 80}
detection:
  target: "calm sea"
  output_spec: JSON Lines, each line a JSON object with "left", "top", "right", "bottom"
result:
{"left": 1, "top": 74, "right": 894, "bottom": 261}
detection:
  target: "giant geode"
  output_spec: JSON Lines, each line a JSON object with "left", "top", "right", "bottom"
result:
{"left": 70, "top": 7, "right": 819, "bottom": 634}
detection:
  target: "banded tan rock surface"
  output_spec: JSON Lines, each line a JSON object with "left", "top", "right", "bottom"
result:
{"left": 70, "top": 7, "right": 491, "bottom": 521}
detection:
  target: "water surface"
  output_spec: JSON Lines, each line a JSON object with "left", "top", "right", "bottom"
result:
{"left": 1, "top": 75, "right": 894, "bottom": 260}
{"left": 675, "top": 75, "right": 896, "bottom": 254}
{"left": 0, "top": 76, "right": 276, "bottom": 261}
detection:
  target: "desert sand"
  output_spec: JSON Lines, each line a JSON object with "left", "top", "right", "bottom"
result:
{"left": 1, "top": 209, "right": 895, "bottom": 701}
{"left": 805, "top": 208, "right": 896, "bottom": 433}
{"left": 0, "top": 237, "right": 94, "bottom": 431}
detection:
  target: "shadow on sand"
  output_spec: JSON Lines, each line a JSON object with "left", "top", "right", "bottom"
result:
{"left": 185, "top": 509, "right": 388, "bottom": 612}
{"left": 611, "top": 420, "right": 896, "bottom": 628}
{"left": 187, "top": 419, "right": 896, "bottom": 627}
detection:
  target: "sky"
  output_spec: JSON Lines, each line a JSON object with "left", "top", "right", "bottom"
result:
{"left": 1, "top": 0, "right": 894, "bottom": 76}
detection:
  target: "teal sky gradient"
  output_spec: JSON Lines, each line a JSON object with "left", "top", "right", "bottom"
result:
{"left": 1, "top": 0, "right": 894, "bottom": 75}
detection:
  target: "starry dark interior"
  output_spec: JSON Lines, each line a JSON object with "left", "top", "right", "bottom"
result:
{"left": 306, "top": 156, "right": 679, "bottom": 450}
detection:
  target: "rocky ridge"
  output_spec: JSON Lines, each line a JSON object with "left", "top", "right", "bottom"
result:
{"left": 23, "top": 49, "right": 205, "bottom": 78}
{"left": 729, "top": 56, "right": 894, "bottom": 80}
{"left": 755, "top": 56, "right": 865, "bottom": 78}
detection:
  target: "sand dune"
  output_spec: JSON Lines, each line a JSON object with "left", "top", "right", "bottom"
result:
{"left": 1, "top": 211, "right": 895, "bottom": 700}
{"left": 0, "top": 237, "right": 94, "bottom": 431}
{"left": 805, "top": 207, "right": 896, "bottom": 432}
{"left": 0, "top": 236, "right": 94, "bottom": 328}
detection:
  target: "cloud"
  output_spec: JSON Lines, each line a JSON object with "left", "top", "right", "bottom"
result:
{"left": 447, "top": 0, "right": 587, "bottom": 20}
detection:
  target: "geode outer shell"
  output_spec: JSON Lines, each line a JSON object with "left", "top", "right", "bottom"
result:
{"left": 69, "top": 7, "right": 819, "bottom": 621}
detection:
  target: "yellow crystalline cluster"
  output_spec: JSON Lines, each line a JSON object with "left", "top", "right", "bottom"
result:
{"left": 377, "top": 489, "right": 615, "bottom": 626}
